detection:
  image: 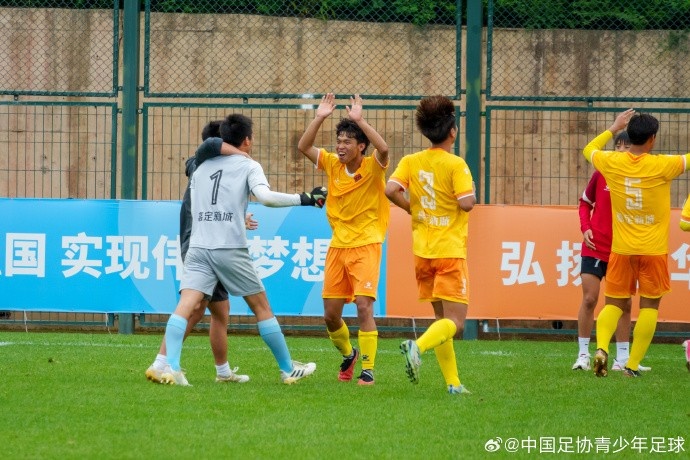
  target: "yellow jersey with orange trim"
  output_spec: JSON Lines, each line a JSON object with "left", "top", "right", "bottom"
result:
{"left": 680, "top": 194, "right": 690, "bottom": 231}
{"left": 583, "top": 130, "right": 690, "bottom": 255}
{"left": 317, "top": 149, "right": 390, "bottom": 248}
{"left": 389, "top": 148, "right": 475, "bottom": 259}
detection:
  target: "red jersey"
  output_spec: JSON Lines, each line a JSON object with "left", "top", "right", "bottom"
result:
{"left": 579, "top": 170, "right": 612, "bottom": 261}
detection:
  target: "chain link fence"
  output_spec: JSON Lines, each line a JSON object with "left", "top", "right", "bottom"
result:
{"left": 144, "top": 0, "right": 461, "bottom": 98}
{"left": 488, "top": 0, "right": 690, "bottom": 101}
{"left": 3, "top": 0, "right": 690, "bottom": 330}
{"left": 0, "top": 0, "right": 119, "bottom": 96}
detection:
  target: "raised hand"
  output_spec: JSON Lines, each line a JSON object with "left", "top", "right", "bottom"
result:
{"left": 346, "top": 94, "right": 363, "bottom": 122}
{"left": 316, "top": 93, "right": 336, "bottom": 119}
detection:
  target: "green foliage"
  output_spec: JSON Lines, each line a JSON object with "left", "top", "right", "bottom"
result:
{"left": 3, "top": 0, "right": 690, "bottom": 29}
{"left": 1, "top": 332, "right": 688, "bottom": 458}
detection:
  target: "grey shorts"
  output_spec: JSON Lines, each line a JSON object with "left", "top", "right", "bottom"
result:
{"left": 180, "top": 247, "right": 264, "bottom": 298}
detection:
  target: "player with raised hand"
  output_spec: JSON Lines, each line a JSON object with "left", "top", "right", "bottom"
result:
{"left": 583, "top": 109, "right": 690, "bottom": 377}
{"left": 160, "top": 113, "right": 326, "bottom": 386}
{"left": 386, "top": 95, "right": 475, "bottom": 395}
{"left": 298, "top": 93, "right": 390, "bottom": 386}
{"left": 572, "top": 131, "right": 649, "bottom": 373}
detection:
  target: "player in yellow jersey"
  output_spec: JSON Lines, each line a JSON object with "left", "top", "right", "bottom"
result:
{"left": 298, "top": 93, "right": 390, "bottom": 385}
{"left": 680, "top": 194, "right": 690, "bottom": 371}
{"left": 680, "top": 194, "right": 690, "bottom": 231}
{"left": 583, "top": 109, "right": 690, "bottom": 377}
{"left": 385, "top": 95, "right": 476, "bottom": 395}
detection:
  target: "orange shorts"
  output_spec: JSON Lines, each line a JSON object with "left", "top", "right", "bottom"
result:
{"left": 322, "top": 244, "right": 382, "bottom": 302}
{"left": 605, "top": 253, "right": 670, "bottom": 299}
{"left": 414, "top": 256, "right": 469, "bottom": 304}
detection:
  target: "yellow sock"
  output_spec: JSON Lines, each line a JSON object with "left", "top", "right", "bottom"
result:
{"left": 358, "top": 330, "right": 378, "bottom": 370}
{"left": 417, "top": 318, "right": 457, "bottom": 353}
{"left": 327, "top": 321, "right": 353, "bottom": 357}
{"left": 595, "top": 305, "right": 623, "bottom": 354}
{"left": 434, "top": 338, "right": 460, "bottom": 387}
{"left": 627, "top": 308, "right": 658, "bottom": 371}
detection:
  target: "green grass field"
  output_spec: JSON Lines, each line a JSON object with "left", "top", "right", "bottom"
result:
{"left": 1, "top": 331, "right": 688, "bottom": 459}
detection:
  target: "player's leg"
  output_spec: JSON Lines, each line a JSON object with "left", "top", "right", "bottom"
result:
{"left": 208, "top": 289, "right": 249, "bottom": 383}
{"left": 593, "top": 254, "right": 632, "bottom": 377}
{"left": 626, "top": 255, "right": 670, "bottom": 376}
{"left": 161, "top": 248, "right": 218, "bottom": 384}
{"left": 322, "top": 247, "right": 358, "bottom": 381}
{"left": 244, "top": 291, "right": 316, "bottom": 383}
{"left": 354, "top": 295, "right": 377, "bottom": 385}
{"left": 146, "top": 299, "right": 207, "bottom": 383}
{"left": 613, "top": 297, "right": 636, "bottom": 370}
{"left": 352, "top": 244, "right": 382, "bottom": 385}
{"left": 573, "top": 258, "right": 603, "bottom": 370}
{"left": 435, "top": 299, "right": 468, "bottom": 392}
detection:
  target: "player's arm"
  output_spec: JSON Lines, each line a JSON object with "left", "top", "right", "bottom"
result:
{"left": 251, "top": 184, "right": 327, "bottom": 208}
{"left": 385, "top": 179, "right": 410, "bottom": 214}
{"left": 298, "top": 93, "right": 336, "bottom": 165}
{"left": 583, "top": 109, "right": 635, "bottom": 162}
{"left": 195, "top": 137, "right": 249, "bottom": 167}
{"left": 346, "top": 94, "right": 389, "bottom": 166}
{"left": 457, "top": 190, "right": 476, "bottom": 212}
{"left": 681, "top": 194, "right": 690, "bottom": 231}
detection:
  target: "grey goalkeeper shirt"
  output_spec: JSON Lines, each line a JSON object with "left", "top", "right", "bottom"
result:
{"left": 189, "top": 154, "right": 269, "bottom": 249}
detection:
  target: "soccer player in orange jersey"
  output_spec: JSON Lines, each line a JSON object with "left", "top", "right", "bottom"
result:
{"left": 385, "top": 95, "right": 476, "bottom": 395}
{"left": 583, "top": 109, "right": 690, "bottom": 377}
{"left": 298, "top": 93, "right": 390, "bottom": 385}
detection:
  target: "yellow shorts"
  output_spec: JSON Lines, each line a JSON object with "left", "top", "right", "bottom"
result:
{"left": 322, "top": 244, "right": 382, "bottom": 302}
{"left": 605, "top": 253, "right": 670, "bottom": 299}
{"left": 414, "top": 256, "right": 469, "bottom": 304}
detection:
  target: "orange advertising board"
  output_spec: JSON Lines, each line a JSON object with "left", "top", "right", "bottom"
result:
{"left": 386, "top": 205, "right": 690, "bottom": 323}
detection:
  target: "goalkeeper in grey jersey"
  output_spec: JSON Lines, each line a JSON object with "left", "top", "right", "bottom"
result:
{"left": 161, "top": 113, "right": 327, "bottom": 386}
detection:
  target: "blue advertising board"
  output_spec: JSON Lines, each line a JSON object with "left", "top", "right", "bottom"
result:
{"left": 0, "top": 199, "right": 387, "bottom": 316}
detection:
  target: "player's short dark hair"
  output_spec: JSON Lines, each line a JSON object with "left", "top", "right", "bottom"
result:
{"left": 201, "top": 120, "right": 222, "bottom": 141}
{"left": 220, "top": 114, "right": 253, "bottom": 147}
{"left": 415, "top": 95, "right": 457, "bottom": 144}
{"left": 614, "top": 130, "right": 630, "bottom": 145}
{"left": 626, "top": 113, "right": 658, "bottom": 146}
{"left": 335, "top": 118, "right": 370, "bottom": 155}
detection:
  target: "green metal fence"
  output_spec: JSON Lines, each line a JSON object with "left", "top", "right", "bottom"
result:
{"left": 487, "top": 0, "right": 690, "bottom": 102}
{"left": 144, "top": 0, "right": 463, "bottom": 99}
{"left": 3, "top": 0, "right": 690, "bottom": 333}
{"left": 0, "top": 0, "right": 120, "bottom": 97}
{"left": 484, "top": 106, "right": 690, "bottom": 206}
{"left": 142, "top": 101, "right": 438, "bottom": 200}
{"left": 0, "top": 101, "right": 118, "bottom": 199}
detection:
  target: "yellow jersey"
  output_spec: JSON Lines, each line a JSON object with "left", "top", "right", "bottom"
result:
{"left": 583, "top": 130, "right": 690, "bottom": 255}
{"left": 317, "top": 149, "right": 390, "bottom": 248}
{"left": 389, "top": 148, "right": 475, "bottom": 259}
{"left": 681, "top": 194, "right": 690, "bottom": 231}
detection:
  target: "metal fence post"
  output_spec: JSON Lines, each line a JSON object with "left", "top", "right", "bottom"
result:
{"left": 464, "top": 0, "right": 483, "bottom": 341}
{"left": 119, "top": 0, "right": 142, "bottom": 334}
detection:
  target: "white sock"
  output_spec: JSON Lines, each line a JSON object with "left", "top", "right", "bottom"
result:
{"left": 215, "top": 362, "right": 231, "bottom": 377}
{"left": 153, "top": 353, "right": 167, "bottom": 370}
{"left": 616, "top": 342, "right": 630, "bottom": 363}
{"left": 578, "top": 337, "right": 590, "bottom": 356}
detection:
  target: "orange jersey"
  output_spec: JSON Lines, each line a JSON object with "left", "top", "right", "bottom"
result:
{"left": 584, "top": 130, "right": 690, "bottom": 255}
{"left": 389, "top": 148, "right": 475, "bottom": 259}
{"left": 317, "top": 149, "right": 390, "bottom": 248}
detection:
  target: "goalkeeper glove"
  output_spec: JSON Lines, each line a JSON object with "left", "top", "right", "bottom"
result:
{"left": 300, "top": 186, "right": 328, "bottom": 208}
